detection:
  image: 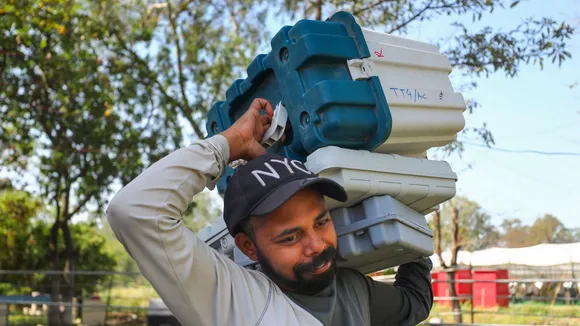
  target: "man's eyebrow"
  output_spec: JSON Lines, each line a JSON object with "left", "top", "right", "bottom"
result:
{"left": 272, "top": 210, "right": 329, "bottom": 240}
{"left": 273, "top": 227, "right": 301, "bottom": 240}
{"left": 314, "top": 210, "right": 329, "bottom": 221}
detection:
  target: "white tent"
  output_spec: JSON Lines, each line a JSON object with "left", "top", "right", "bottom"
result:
{"left": 430, "top": 242, "right": 580, "bottom": 268}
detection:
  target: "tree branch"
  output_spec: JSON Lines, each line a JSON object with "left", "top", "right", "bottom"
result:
{"left": 352, "top": 0, "right": 394, "bottom": 16}
{"left": 112, "top": 29, "right": 205, "bottom": 139}
{"left": 68, "top": 194, "right": 93, "bottom": 219}
{"left": 227, "top": 0, "right": 240, "bottom": 35}
{"left": 63, "top": 168, "right": 72, "bottom": 221}
{"left": 433, "top": 209, "right": 448, "bottom": 269}
{"left": 450, "top": 201, "right": 461, "bottom": 266}
{"left": 314, "top": 0, "right": 322, "bottom": 21}
{"left": 139, "top": 93, "right": 157, "bottom": 134}
{"left": 167, "top": 2, "right": 205, "bottom": 139}
{"left": 387, "top": 0, "right": 435, "bottom": 34}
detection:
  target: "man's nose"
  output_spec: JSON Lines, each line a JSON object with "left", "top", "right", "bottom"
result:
{"left": 302, "top": 232, "right": 326, "bottom": 257}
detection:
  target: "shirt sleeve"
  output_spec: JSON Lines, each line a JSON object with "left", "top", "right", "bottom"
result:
{"left": 363, "top": 258, "right": 434, "bottom": 326}
{"left": 106, "top": 135, "right": 273, "bottom": 326}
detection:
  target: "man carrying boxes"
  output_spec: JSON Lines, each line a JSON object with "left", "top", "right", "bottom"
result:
{"left": 107, "top": 98, "right": 434, "bottom": 326}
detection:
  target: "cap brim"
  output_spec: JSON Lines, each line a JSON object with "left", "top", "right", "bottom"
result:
{"left": 250, "top": 177, "right": 348, "bottom": 216}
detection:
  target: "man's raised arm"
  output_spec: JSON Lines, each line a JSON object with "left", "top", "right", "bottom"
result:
{"left": 106, "top": 99, "right": 275, "bottom": 326}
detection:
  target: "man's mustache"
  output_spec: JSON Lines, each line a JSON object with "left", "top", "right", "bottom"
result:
{"left": 294, "top": 246, "right": 337, "bottom": 274}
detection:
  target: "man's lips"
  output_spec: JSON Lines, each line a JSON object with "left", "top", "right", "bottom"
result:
{"left": 309, "top": 259, "right": 331, "bottom": 274}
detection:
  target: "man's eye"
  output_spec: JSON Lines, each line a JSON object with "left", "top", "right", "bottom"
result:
{"left": 280, "top": 235, "right": 297, "bottom": 243}
{"left": 315, "top": 218, "right": 331, "bottom": 228}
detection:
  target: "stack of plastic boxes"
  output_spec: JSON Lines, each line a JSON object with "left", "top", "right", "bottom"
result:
{"left": 199, "top": 11, "right": 465, "bottom": 274}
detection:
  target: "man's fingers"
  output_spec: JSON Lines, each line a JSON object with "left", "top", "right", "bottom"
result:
{"left": 259, "top": 124, "right": 271, "bottom": 136}
{"left": 262, "top": 100, "right": 274, "bottom": 117}
{"left": 260, "top": 115, "right": 270, "bottom": 125}
{"left": 249, "top": 98, "right": 274, "bottom": 117}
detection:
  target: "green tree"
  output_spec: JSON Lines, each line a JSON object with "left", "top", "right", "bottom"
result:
{"left": 572, "top": 228, "right": 580, "bottom": 242}
{"left": 432, "top": 203, "right": 463, "bottom": 323}
{"left": 0, "top": 188, "right": 116, "bottom": 300}
{"left": 0, "top": 178, "right": 13, "bottom": 191}
{"left": 0, "top": 188, "right": 43, "bottom": 295}
{"left": 433, "top": 196, "right": 500, "bottom": 252}
{"left": 500, "top": 215, "right": 576, "bottom": 247}
{"left": 500, "top": 218, "right": 531, "bottom": 248}
{"left": 27, "top": 220, "right": 118, "bottom": 294}
{"left": 279, "top": 0, "right": 574, "bottom": 154}
{"left": 100, "top": 222, "right": 140, "bottom": 275}
{"left": 94, "top": 0, "right": 270, "bottom": 141}
{"left": 431, "top": 196, "right": 499, "bottom": 323}
{"left": 183, "top": 190, "right": 223, "bottom": 232}
{"left": 0, "top": 1, "right": 172, "bottom": 324}
{"left": 528, "top": 214, "right": 575, "bottom": 244}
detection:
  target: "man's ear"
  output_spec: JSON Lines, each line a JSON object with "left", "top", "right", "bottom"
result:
{"left": 235, "top": 233, "right": 258, "bottom": 261}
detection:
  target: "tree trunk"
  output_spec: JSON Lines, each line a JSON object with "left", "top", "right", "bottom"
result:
{"left": 314, "top": 0, "right": 322, "bottom": 21}
{"left": 61, "top": 211, "right": 76, "bottom": 325}
{"left": 48, "top": 220, "right": 62, "bottom": 326}
{"left": 434, "top": 204, "right": 464, "bottom": 323}
{"left": 446, "top": 270, "right": 463, "bottom": 324}
{"left": 448, "top": 202, "right": 463, "bottom": 323}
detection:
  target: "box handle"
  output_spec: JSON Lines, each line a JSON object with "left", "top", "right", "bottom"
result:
{"left": 260, "top": 102, "right": 288, "bottom": 149}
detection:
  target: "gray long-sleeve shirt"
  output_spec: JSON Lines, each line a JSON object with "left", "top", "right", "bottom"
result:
{"left": 107, "top": 135, "right": 434, "bottom": 326}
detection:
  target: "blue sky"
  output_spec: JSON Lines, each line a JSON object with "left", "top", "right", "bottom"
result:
{"left": 260, "top": 1, "right": 580, "bottom": 228}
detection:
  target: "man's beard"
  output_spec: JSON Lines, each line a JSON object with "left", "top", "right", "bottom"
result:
{"left": 256, "top": 246, "right": 338, "bottom": 295}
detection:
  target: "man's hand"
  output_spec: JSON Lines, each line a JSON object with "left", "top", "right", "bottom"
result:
{"left": 219, "top": 98, "right": 274, "bottom": 162}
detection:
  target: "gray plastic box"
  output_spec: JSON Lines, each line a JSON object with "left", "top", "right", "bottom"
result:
{"left": 198, "top": 194, "right": 433, "bottom": 274}
{"left": 331, "top": 194, "right": 433, "bottom": 274}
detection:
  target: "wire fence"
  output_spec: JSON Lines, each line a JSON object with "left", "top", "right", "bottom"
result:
{"left": 421, "top": 264, "right": 580, "bottom": 325}
{"left": 0, "top": 270, "right": 163, "bottom": 326}
{"left": 1, "top": 268, "right": 580, "bottom": 325}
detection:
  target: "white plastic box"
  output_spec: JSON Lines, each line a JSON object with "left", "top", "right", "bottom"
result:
{"left": 305, "top": 146, "right": 458, "bottom": 213}
{"left": 348, "top": 28, "right": 467, "bottom": 157}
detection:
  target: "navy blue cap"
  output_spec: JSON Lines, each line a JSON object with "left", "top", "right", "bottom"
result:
{"left": 223, "top": 153, "right": 347, "bottom": 236}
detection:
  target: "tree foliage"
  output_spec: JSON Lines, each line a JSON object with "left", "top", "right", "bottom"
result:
{"left": 0, "top": 0, "right": 172, "bottom": 221}
{"left": 435, "top": 196, "right": 501, "bottom": 252}
{"left": 0, "top": 188, "right": 43, "bottom": 273}
{"left": 182, "top": 190, "right": 223, "bottom": 232}
{"left": 432, "top": 198, "right": 580, "bottom": 253}
{"left": 501, "top": 214, "right": 578, "bottom": 248}
{"left": 0, "top": 188, "right": 116, "bottom": 297}
{"left": 499, "top": 218, "right": 530, "bottom": 248}
{"left": 0, "top": 1, "right": 173, "bottom": 324}
{"left": 92, "top": 0, "right": 270, "bottom": 141}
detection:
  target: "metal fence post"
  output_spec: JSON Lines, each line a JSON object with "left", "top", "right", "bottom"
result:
{"left": 103, "top": 274, "right": 114, "bottom": 326}
{"left": 469, "top": 264, "right": 474, "bottom": 324}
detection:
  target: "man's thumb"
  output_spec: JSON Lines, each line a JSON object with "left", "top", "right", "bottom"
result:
{"left": 249, "top": 143, "right": 267, "bottom": 159}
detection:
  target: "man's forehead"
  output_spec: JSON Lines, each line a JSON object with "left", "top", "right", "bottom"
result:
{"left": 253, "top": 190, "right": 328, "bottom": 226}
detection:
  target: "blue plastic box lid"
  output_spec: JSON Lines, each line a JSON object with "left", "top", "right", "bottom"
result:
{"left": 206, "top": 11, "right": 392, "bottom": 193}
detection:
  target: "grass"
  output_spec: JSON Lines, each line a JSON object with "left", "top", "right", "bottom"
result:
{"left": 7, "top": 286, "right": 580, "bottom": 325}
{"left": 6, "top": 287, "right": 158, "bottom": 326}
{"left": 99, "top": 286, "right": 159, "bottom": 308}
{"left": 429, "top": 302, "right": 580, "bottom": 325}
{"left": 8, "top": 314, "right": 47, "bottom": 326}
